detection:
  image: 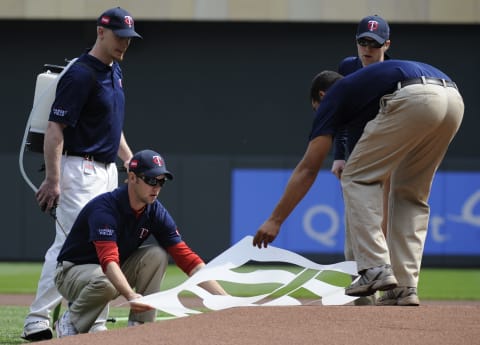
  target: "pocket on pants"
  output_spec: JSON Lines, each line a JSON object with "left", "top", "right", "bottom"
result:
{"left": 54, "top": 261, "right": 75, "bottom": 291}
{"left": 54, "top": 265, "right": 65, "bottom": 291}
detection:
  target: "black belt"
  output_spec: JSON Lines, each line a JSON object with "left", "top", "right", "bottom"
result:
{"left": 56, "top": 261, "right": 75, "bottom": 269}
{"left": 398, "top": 77, "right": 457, "bottom": 90}
{"left": 64, "top": 151, "right": 111, "bottom": 165}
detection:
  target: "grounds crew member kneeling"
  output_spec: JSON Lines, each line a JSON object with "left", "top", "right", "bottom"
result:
{"left": 54, "top": 149, "right": 227, "bottom": 337}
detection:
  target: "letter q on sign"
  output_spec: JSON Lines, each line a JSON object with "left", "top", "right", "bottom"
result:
{"left": 302, "top": 205, "right": 339, "bottom": 247}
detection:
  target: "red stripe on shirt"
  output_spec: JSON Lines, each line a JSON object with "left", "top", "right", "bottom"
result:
{"left": 94, "top": 240, "right": 120, "bottom": 273}
{"left": 167, "top": 241, "right": 204, "bottom": 275}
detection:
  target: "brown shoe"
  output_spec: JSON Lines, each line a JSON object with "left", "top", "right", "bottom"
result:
{"left": 376, "top": 287, "right": 420, "bottom": 306}
{"left": 345, "top": 265, "right": 398, "bottom": 297}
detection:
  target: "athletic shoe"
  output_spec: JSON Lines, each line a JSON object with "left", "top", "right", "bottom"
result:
{"left": 89, "top": 323, "right": 108, "bottom": 333}
{"left": 128, "top": 320, "right": 144, "bottom": 327}
{"left": 21, "top": 320, "right": 53, "bottom": 341}
{"left": 376, "top": 286, "right": 420, "bottom": 306}
{"left": 353, "top": 294, "right": 377, "bottom": 306}
{"left": 345, "top": 264, "right": 398, "bottom": 297}
{"left": 55, "top": 311, "right": 78, "bottom": 338}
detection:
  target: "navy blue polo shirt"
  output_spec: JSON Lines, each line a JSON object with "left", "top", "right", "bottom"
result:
{"left": 49, "top": 53, "right": 125, "bottom": 163}
{"left": 309, "top": 59, "right": 452, "bottom": 141}
{"left": 57, "top": 185, "right": 183, "bottom": 265}
{"left": 335, "top": 55, "right": 393, "bottom": 159}
{"left": 338, "top": 56, "right": 364, "bottom": 76}
{"left": 338, "top": 53, "right": 391, "bottom": 76}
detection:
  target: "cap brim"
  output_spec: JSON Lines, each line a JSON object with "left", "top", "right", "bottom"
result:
{"left": 113, "top": 28, "right": 142, "bottom": 39}
{"left": 356, "top": 32, "right": 386, "bottom": 44}
{"left": 144, "top": 168, "right": 174, "bottom": 180}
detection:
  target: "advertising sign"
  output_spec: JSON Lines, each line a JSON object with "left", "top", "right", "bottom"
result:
{"left": 232, "top": 170, "right": 480, "bottom": 255}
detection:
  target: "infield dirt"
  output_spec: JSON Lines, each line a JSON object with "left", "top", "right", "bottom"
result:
{"left": 5, "top": 294, "right": 480, "bottom": 345}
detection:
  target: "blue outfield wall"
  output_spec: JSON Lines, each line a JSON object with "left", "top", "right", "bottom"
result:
{"left": 231, "top": 170, "right": 480, "bottom": 257}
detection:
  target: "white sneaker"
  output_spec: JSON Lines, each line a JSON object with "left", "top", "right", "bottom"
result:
{"left": 21, "top": 320, "right": 53, "bottom": 341}
{"left": 89, "top": 323, "right": 108, "bottom": 333}
{"left": 127, "top": 320, "right": 144, "bottom": 327}
{"left": 55, "top": 311, "right": 78, "bottom": 338}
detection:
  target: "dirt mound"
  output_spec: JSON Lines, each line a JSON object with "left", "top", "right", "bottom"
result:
{"left": 30, "top": 304, "right": 480, "bottom": 345}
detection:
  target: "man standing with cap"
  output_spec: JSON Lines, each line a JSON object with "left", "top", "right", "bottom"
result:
{"left": 53, "top": 149, "right": 228, "bottom": 337}
{"left": 22, "top": 7, "right": 141, "bottom": 341}
{"left": 332, "top": 15, "right": 392, "bottom": 305}
{"left": 333, "top": 14, "right": 391, "bottom": 182}
{"left": 338, "top": 15, "right": 391, "bottom": 75}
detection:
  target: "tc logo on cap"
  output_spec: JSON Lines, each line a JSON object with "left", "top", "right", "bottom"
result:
{"left": 124, "top": 16, "right": 134, "bottom": 27}
{"left": 367, "top": 20, "right": 379, "bottom": 32}
{"left": 153, "top": 156, "right": 164, "bottom": 167}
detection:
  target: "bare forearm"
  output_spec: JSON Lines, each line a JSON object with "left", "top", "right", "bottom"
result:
{"left": 269, "top": 136, "right": 332, "bottom": 225}
{"left": 117, "top": 131, "right": 133, "bottom": 167}
{"left": 104, "top": 262, "right": 137, "bottom": 301}
{"left": 252, "top": 135, "right": 332, "bottom": 248}
{"left": 43, "top": 122, "right": 65, "bottom": 183}
{"left": 190, "top": 263, "right": 228, "bottom": 296}
{"left": 268, "top": 164, "right": 319, "bottom": 225}
{"left": 104, "top": 262, "right": 153, "bottom": 314}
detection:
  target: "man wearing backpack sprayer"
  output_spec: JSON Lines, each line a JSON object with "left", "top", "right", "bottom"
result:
{"left": 22, "top": 7, "right": 141, "bottom": 341}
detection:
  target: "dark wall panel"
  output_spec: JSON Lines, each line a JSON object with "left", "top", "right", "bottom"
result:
{"left": 2, "top": 20, "right": 479, "bottom": 265}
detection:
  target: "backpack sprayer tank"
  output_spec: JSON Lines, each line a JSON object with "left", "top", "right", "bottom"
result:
{"left": 19, "top": 58, "right": 77, "bottom": 192}
{"left": 26, "top": 63, "right": 75, "bottom": 152}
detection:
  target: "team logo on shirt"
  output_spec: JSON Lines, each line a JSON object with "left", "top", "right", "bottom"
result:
{"left": 98, "top": 226, "right": 115, "bottom": 237}
{"left": 139, "top": 227, "right": 150, "bottom": 239}
{"left": 367, "top": 20, "right": 379, "bottom": 32}
{"left": 52, "top": 107, "right": 68, "bottom": 117}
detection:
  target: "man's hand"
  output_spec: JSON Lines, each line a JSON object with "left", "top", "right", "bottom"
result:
{"left": 252, "top": 219, "right": 281, "bottom": 248}
{"left": 105, "top": 263, "right": 154, "bottom": 314}
{"left": 127, "top": 293, "right": 155, "bottom": 314}
{"left": 331, "top": 160, "right": 346, "bottom": 179}
{"left": 36, "top": 180, "right": 60, "bottom": 213}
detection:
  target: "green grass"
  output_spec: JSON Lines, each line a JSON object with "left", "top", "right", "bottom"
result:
{"left": 417, "top": 269, "right": 480, "bottom": 300}
{"left": 0, "top": 263, "right": 46, "bottom": 293}
{"left": 2, "top": 262, "right": 478, "bottom": 300}
{"left": 0, "top": 262, "right": 479, "bottom": 345}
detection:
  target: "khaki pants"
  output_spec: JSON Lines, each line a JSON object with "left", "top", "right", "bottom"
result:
{"left": 342, "top": 83, "right": 464, "bottom": 287}
{"left": 55, "top": 245, "right": 168, "bottom": 333}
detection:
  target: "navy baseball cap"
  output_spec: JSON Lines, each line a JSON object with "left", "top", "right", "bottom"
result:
{"left": 356, "top": 15, "right": 390, "bottom": 44}
{"left": 97, "top": 7, "right": 142, "bottom": 39}
{"left": 128, "top": 150, "right": 173, "bottom": 180}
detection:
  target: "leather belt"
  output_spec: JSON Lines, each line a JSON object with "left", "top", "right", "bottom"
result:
{"left": 397, "top": 77, "right": 457, "bottom": 90}
{"left": 64, "top": 151, "right": 111, "bottom": 165}
{"left": 56, "top": 261, "right": 75, "bottom": 270}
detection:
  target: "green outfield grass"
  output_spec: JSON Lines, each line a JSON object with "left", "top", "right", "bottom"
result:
{"left": 1, "top": 262, "right": 479, "bottom": 299}
{"left": 0, "top": 262, "right": 479, "bottom": 345}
